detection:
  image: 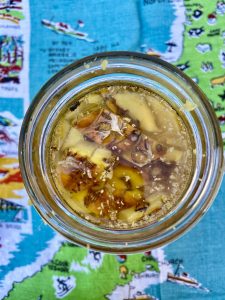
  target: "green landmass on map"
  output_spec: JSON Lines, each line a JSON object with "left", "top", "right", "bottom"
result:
{"left": 176, "top": 0, "right": 225, "bottom": 135}
{"left": 5, "top": 242, "right": 159, "bottom": 300}
{"left": 0, "top": 10, "right": 25, "bottom": 20}
{"left": 0, "top": 58, "right": 22, "bottom": 68}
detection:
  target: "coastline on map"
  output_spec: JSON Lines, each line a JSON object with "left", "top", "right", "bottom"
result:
{"left": 162, "top": 0, "right": 186, "bottom": 63}
{"left": 107, "top": 248, "right": 173, "bottom": 300}
{"left": 0, "top": 234, "right": 64, "bottom": 299}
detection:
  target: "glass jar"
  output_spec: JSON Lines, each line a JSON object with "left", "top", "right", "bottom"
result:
{"left": 19, "top": 51, "right": 224, "bottom": 253}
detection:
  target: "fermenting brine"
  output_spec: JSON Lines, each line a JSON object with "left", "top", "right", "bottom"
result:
{"left": 50, "top": 85, "right": 193, "bottom": 228}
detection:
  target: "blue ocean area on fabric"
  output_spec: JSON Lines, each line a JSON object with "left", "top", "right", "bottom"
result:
{"left": 0, "top": 99, "right": 24, "bottom": 119}
{"left": 140, "top": 1, "right": 175, "bottom": 52}
{"left": 29, "top": 0, "right": 175, "bottom": 98}
{"left": 0, "top": 208, "right": 54, "bottom": 281}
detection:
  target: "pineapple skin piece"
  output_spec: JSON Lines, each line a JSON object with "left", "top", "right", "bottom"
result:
{"left": 65, "top": 93, "right": 103, "bottom": 126}
{"left": 68, "top": 141, "right": 112, "bottom": 168}
{"left": 76, "top": 109, "right": 101, "bottom": 128}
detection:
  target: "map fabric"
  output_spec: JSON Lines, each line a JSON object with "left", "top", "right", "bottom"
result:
{"left": 0, "top": 0, "right": 225, "bottom": 299}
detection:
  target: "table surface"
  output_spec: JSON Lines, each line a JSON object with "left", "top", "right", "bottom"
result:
{"left": 0, "top": 1, "right": 225, "bottom": 299}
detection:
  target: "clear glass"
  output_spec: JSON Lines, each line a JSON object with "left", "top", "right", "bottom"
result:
{"left": 19, "top": 51, "right": 224, "bottom": 253}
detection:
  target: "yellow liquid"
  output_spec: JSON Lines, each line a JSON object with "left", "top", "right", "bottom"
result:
{"left": 50, "top": 85, "right": 193, "bottom": 228}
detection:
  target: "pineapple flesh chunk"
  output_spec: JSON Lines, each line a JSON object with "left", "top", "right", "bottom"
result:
{"left": 124, "top": 189, "right": 143, "bottom": 206}
{"left": 52, "top": 119, "right": 71, "bottom": 149}
{"left": 146, "top": 193, "right": 165, "bottom": 215}
{"left": 113, "top": 165, "right": 144, "bottom": 189}
{"left": 114, "top": 93, "right": 159, "bottom": 132}
{"left": 164, "top": 148, "right": 183, "bottom": 162}
{"left": 62, "top": 127, "right": 84, "bottom": 150}
{"left": 67, "top": 190, "right": 90, "bottom": 214}
{"left": 85, "top": 93, "right": 103, "bottom": 105}
{"left": 148, "top": 96, "right": 180, "bottom": 133}
{"left": 118, "top": 207, "right": 144, "bottom": 223}
{"left": 91, "top": 147, "right": 112, "bottom": 167}
{"left": 69, "top": 140, "right": 97, "bottom": 158}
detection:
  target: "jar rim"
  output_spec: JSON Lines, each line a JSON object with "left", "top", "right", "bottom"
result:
{"left": 19, "top": 51, "right": 224, "bottom": 253}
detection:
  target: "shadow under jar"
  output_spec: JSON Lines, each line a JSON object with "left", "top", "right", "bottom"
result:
{"left": 19, "top": 51, "right": 224, "bottom": 253}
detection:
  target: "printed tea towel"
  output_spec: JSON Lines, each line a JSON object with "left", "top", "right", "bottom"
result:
{"left": 0, "top": 1, "right": 225, "bottom": 299}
